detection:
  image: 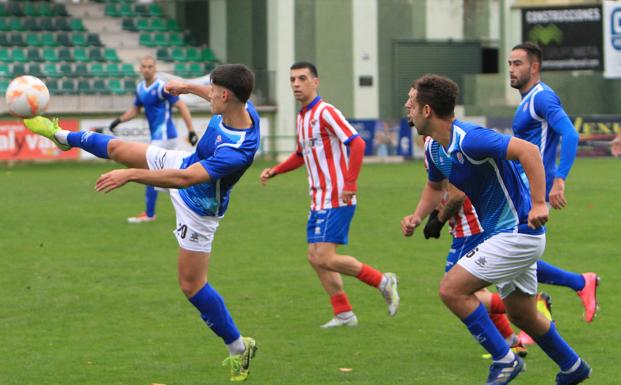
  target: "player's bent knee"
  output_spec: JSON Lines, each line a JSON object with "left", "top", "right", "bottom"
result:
{"left": 178, "top": 278, "right": 203, "bottom": 298}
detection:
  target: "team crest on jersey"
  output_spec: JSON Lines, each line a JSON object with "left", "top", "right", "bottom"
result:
{"left": 216, "top": 134, "right": 222, "bottom": 143}
{"left": 310, "top": 118, "right": 317, "bottom": 126}
{"left": 456, "top": 152, "right": 464, "bottom": 164}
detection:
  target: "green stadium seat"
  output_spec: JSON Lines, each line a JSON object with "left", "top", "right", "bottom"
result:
{"left": 0, "top": 63, "right": 8, "bottom": 77}
{"left": 92, "top": 78, "right": 109, "bottom": 94}
{"left": 0, "top": 48, "right": 10, "bottom": 62}
{"left": 166, "top": 19, "right": 180, "bottom": 32}
{"left": 205, "top": 62, "right": 216, "bottom": 73}
{"left": 27, "top": 47, "right": 43, "bottom": 62}
{"left": 186, "top": 47, "right": 201, "bottom": 62}
{"left": 43, "top": 63, "right": 61, "bottom": 78}
{"left": 168, "top": 33, "right": 182, "bottom": 47}
{"left": 108, "top": 78, "right": 126, "bottom": 94}
{"left": 0, "top": 79, "right": 9, "bottom": 94}
{"left": 183, "top": 32, "right": 198, "bottom": 47}
{"left": 58, "top": 47, "right": 73, "bottom": 62}
{"left": 0, "top": 4, "right": 7, "bottom": 17}
{"left": 70, "top": 19, "right": 85, "bottom": 31}
{"left": 0, "top": 19, "right": 9, "bottom": 32}
{"left": 60, "top": 79, "right": 76, "bottom": 95}
{"left": 0, "top": 34, "right": 7, "bottom": 47}
{"left": 25, "top": 33, "right": 42, "bottom": 47}
{"left": 53, "top": 4, "right": 69, "bottom": 17}
{"left": 24, "top": 3, "right": 38, "bottom": 17}
{"left": 105, "top": 4, "right": 120, "bottom": 17}
{"left": 56, "top": 18, "right": 71, "bottom": 32}
{"left": 202, "top": 48, "right": 217, "bottom": 62}
{"left": 45, "top": 78, "right": 60, "bottom": 95}
{"left": 7, "top": 3, "right": 24, "bottom": 17}
{"left": 12, "top": 63, "right": 26, "bottom": 76}
{"left": 71, "top": 33, "right": 87, "bottom": 47}
{"left": 188, "top": 62, "right": 203, "bottom": 77}
{"left": 74, "top": 62, "right": 88, "bottom": 77}
{"left": 154, "top": 33, "right": 168, "bottom": 47}
{"left": 174, "top": 63, "right": 188, "bottom": 77}
{"left": 59, "top": 63, "right": 74, "bottom": 77}
{"left": 120, "top": 3, "right": 135, "bottom": 17}
{"left": 149, "top": 3, "right": 163, "bottom": 17}
{"left": 89, "top": 62, "right": 105, "bottom": 77}
{"left": 104, "top": 48, "right": 121, "bottom": 62}
{"left": 39, "top": 17, "right": 58, "bottom": 32}
{"left": 28, "top": 63, "right": 44, "bottom": 78}
{"left": 136, "top": 18, "right": 150, "bottom": 31}
{"left": 156, "top": 47, "right": 172, "bottom": 62}
{"left": 135, "top": 4, "right": 149, "bottom": 17}
{"left": 106, "top": 63, "right": 121, "bottom": 77}
{"left": 39, "top": 3, "right": 53, "bottom": 17}
{"left": 151, "top": 18, "right": 165, "bottom": 31}
{"left": 73, "top": 47, "right": 88, "bottom": 62}
{"left": 10, "top": 34, "right": 26, "bottom": 47}
{"left": 89, "top": 48, "right": 105, "bottom": 62}
{"left": 122, "top": 18, "right": 136, "bottom": 32}
{"left": 42, "top": 48, "right": 60, "bottom": 63}
{"left": 121, "top": 63, "right": 135, "bottom": 77}
{"left": 10, "top": 18, "right": 25, "bottom": 32}
{"left": 139, "top": 33, "right": 155, "bottom": 47}
{"left": 42, "top": 34, "right": 58, "bottom": 47}
{"left": 24, "top": 17, "right": 41, "bottom": 31}
{"left": 123, "top": 78, "right": 136, "bottom": 91}
{"left": 57, "top": 33, "right": 72, "bottom": 47}
{"left": 170, "top": 47, "right": 186, "bottom": 61}
{"left": 87, "top": 33, "right": 103, "bottom": 47}
{"left": 12, "top": 48, "right": 28, "bottom": 63}
{"left": 78, "top": 79, "right": 95, "bottom": 95}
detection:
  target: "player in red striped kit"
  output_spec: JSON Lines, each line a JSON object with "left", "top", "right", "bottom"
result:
{"left": 260, "top": 62, "right": 399, "bottom": 328}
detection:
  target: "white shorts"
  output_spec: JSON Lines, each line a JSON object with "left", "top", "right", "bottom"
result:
{"left": 151, "top": 138, "right": 178, "bottom": 150}
{"left": 146, "top": 145, "right": 220, "bottom": 253}
{"left": 457, "top": 232, "right": 546, "bottom": 298}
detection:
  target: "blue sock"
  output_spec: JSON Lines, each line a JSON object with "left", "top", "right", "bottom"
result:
{"left": 189, "top": 283, "right": 241, "bottom": 344}
{"left": 145, "top": 186, "right": 157, "bottom": 217}
{"left": 537, "top": 260, "right": 585, "bottom": 291}
{"left": 461, "top": 303, "right": 510, "bottom": 361}
{"left": 67, "top": 131, "right": 113, "bottom": 159}
{"left": 534, "top": 322, "right": 580, "bottom": 371}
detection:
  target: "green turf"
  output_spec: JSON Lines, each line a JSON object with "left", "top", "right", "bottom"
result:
{"left": 1, "top": 158, "right": 619, "bottom": 385}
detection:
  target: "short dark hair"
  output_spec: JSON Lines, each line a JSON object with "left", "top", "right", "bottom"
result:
{"left": 411, "top": 74, "right": 459, "bottom": 119}
{"left": 512, "top": 42, "right": 543, "bottom": 64}
{"left": 290, "top": 61, "right": 318, "bottom": 77}
{"left": 211, "top": 64, "right": 254, "bottom": 103}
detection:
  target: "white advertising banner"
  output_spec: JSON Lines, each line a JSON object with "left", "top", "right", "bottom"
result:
{"left": 79, "top": 114, "right": 270, "bottom": 160}
{"left": 604, "top": 1, "right": 621, "bottom": 78}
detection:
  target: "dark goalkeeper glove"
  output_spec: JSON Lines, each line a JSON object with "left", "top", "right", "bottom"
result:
{"left": 188, "top": 131, "right": 198, "bottom": 146}
{"left": 423, "top": 209, "right": 446, "bottom": 239}
{"left": 109, "top": 118, "right": 121, "bottom": 133}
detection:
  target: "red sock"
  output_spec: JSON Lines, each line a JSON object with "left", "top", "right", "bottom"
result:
{"left": 490, "top": 293, "right": 507, "bottom": 314}
{"left": 356, "top": 264, "right": 383, "bottom": 288}
{"left": 330, "top": 292, "right": 352, "bottom": 315}
{"left": 490, "top": 313, "right": 514, "bottom": 340}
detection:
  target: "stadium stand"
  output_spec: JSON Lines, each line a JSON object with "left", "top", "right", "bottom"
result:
{"left": 0, "top": 0, "right": 219, "bottom": 102}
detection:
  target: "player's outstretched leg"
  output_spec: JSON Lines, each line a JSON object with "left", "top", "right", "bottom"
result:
{"left": 222, "top": 337, "right": 258, "bottom": 382}
{"left": 537, "top": 261, "right": 600, "bottom": 322}
{"left": 23, "top": 116, "right": 70, "bottom": 151}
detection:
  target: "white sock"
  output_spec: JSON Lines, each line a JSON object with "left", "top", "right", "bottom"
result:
{"left": 506, "top": 334, "right": 518, "bottom": 346}
{"left": 562, "top": 359, "right": 582, "bottom": 374}
{"left": 336, "top": 311, "right": 354, "bottom": 320}
{"left": 379, "top": 275, "right": 389, "bottom": 292}
{"left": 495, "top": 349, "right": 516, "bottom": 364}
{"left": 54, "top": 130, "right": 70, "bottom": 145}
{"left": 227, "top": 336, "right": 246, "bottom": 356}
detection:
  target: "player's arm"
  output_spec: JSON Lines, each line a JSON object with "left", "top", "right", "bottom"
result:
{"left": 165, "top": 79, "right": 212, "bottom": 103}
{"left": 535, "top": 91, "right": 579, "bottom": 209}
{"left": 95, "top": 163, "right": 210, "bottom": 193}
{"left": 110, "top": 106, "right": 140, "bottom": 132}
{"left": 342, "top": 135, "right": 365, "bottom": 203}
{"left": 174, "top": 99, "right": 198, "bottom": 145}
{"left": 260, "top": 145, "right": 305, "bottom": 185}
{"left": 506, "top": 137, "right": 548, "bottom": 229}
{"left": 401, "top": 179, "right": 446, "bottom": 237}
{"left": 424, "top": 184, "right": 466, "bottom": 239}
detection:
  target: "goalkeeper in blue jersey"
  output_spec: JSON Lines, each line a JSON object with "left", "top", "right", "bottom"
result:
{"left": 23, "top": 64, "right": 259, "bottom": 382}
{"left": 508, "top": 42, "right": 599, "bottom": 324}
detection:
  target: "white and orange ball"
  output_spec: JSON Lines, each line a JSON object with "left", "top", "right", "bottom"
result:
{"left": 5, "top": 75, "right": 50, "bottom": 118}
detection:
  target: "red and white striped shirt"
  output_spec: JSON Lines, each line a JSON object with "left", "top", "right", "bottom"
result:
{"left": 447, "top": 196, "right": 483, "bottom": 238}
{"left": 297, "top": 97, "right": 358, "bottom": 210}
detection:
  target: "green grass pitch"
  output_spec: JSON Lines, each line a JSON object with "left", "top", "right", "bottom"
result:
{"left": 1, "top": 158, "right": 619, "bottom": 385}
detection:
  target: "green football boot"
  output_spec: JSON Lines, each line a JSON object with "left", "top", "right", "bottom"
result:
{"left": 23, "top": 116, "right": 70, "bottom": 151}
{"left": 222, "top": 337, "right": 258, "bottom": 382}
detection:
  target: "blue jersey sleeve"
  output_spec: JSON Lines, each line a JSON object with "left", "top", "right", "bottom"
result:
{"left": 199, "top": 146, "right": 248, "bottom": 181}
{"left": 460, "top": 128, "right": 511, "bottom": 161}
{"left": 533, "top": 91, "right": 578, "bottom": 179}
{"left": 133, "top": 92, "right": 142, "bottom": 107}
{"left": 425, "top": 144, "right": 445, "bottom": 182}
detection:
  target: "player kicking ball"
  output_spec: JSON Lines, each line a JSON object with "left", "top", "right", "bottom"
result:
{"left": 23, "top": 64, "right": 259, "bottom": 382}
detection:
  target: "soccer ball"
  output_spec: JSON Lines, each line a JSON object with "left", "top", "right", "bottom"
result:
{"left": 5, "top": 75, "right": 50, "bottom": 118}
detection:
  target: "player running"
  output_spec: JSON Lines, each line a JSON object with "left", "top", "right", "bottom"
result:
{"left": 23, "top": 64, "right": 258, "bottom": 382}
{"left": 260, "top": 62, "right": 399, "bottom": 328}
{"left": 402, "top": 74, "right": 591, "bottom": 385}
